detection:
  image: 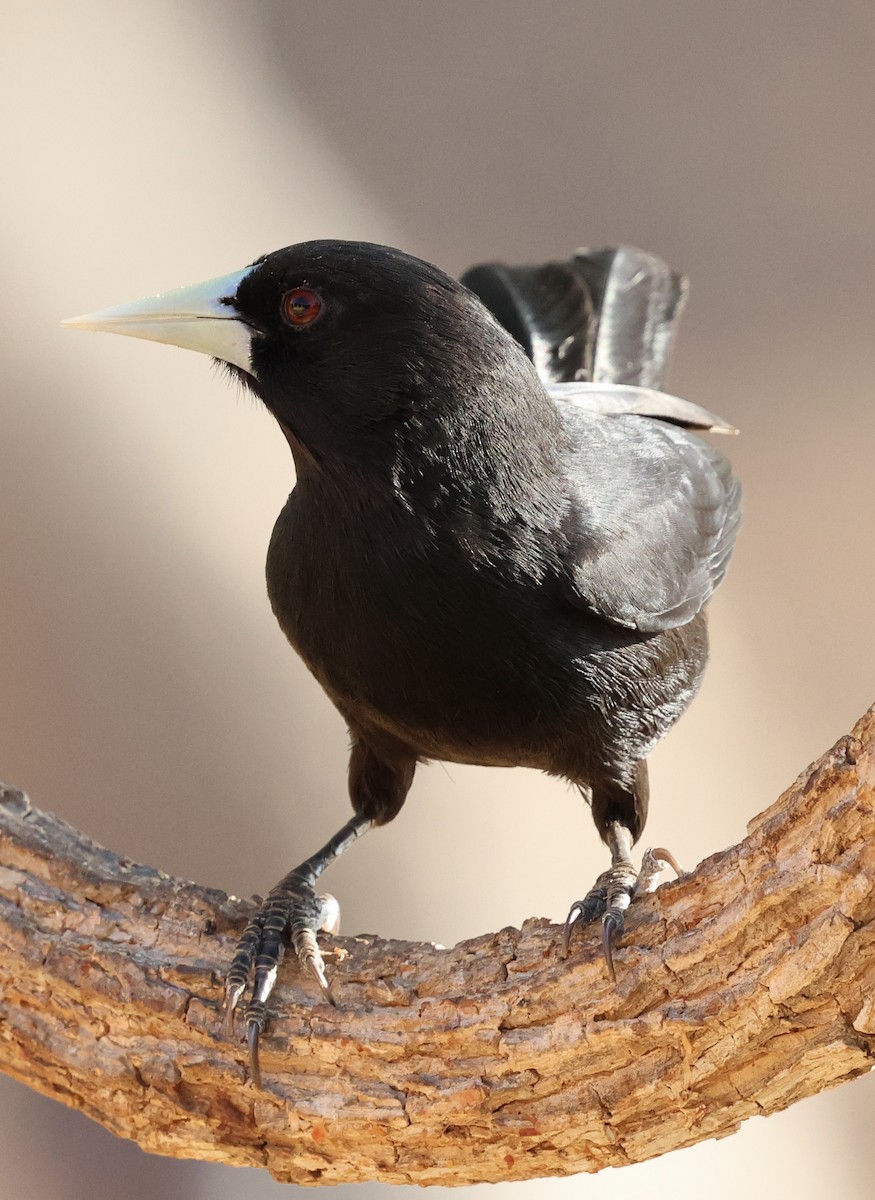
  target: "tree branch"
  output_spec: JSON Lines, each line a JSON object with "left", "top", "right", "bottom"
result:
{"left": 1, "top": 709, "right": 874, "bottom": 1186}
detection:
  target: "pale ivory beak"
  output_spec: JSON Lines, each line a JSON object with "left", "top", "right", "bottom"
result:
{"left": 62, "top": 266, "right": 255, "bottom": 374}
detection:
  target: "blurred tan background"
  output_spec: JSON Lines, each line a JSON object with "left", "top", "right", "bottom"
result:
{"left": 2, "top": 2, "right": 874, "bottom": 1197}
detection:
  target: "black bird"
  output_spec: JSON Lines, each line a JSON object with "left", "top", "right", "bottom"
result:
{"left": 64, "top": 241, "right": 741, "bottom": 1085}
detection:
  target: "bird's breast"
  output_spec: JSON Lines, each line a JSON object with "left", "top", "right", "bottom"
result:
{"left": 263, "top": 484, "right": 706, "bottom": 773}
{"left": 264, "top": 488, "right": 586, "bottom": 761}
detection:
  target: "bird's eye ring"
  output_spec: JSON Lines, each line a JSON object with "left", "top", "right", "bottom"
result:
{"left": 281, "top": 287, "right": 323, "bottom": 328}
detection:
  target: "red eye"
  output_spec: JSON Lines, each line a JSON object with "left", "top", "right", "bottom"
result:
{"left": 282, "top": 287, "right": 323, "bottom": 327}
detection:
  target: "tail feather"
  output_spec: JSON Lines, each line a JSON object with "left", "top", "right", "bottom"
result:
{"left": 461, "top": 245, "right": 687, "bottom": 392}
{"left": 574, "top": 246, "right": 687, "bottom": 390}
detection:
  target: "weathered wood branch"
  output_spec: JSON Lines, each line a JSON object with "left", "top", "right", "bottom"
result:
{"left": 1, "top": 710, "right": 874, "bottom": 1186}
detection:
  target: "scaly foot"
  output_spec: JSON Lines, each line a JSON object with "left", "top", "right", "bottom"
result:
{"left": 222, "top": 815, "right": 370, "bottom": 1086}
{"left": 563, "top": 831, "right": 682, "bottom": 978}
{"left": 223, "top": 876, "right": 340, "bottom": 1086}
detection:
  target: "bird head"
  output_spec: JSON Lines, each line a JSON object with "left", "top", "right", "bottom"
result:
{"left": 63, "top": 240, "right": 533, "bottom": 470}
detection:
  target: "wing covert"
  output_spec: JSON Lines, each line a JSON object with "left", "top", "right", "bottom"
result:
{"left": 560, "top": 411, "right": 742, "bottom": 632}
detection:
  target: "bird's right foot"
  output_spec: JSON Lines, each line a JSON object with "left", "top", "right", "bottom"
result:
{"left": 223, "top": 874, "right": 340, "bottom": 1086}
{"left": 221, "top": 814, "right": 370, "bottom": 1087}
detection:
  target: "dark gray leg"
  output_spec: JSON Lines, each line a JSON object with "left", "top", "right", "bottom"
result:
{"left": 224, "top": 735, "right": 416, "bottom": 1086}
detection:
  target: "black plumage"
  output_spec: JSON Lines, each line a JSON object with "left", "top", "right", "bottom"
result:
{"left": 64, "top": 240, "right": 741, "bottom": 1084}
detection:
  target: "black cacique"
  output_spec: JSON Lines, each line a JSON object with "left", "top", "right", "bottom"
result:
{"left": 64, "top": 240, "right": 741, "bottom": 1085}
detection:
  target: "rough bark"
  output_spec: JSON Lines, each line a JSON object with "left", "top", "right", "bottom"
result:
{"left": 1, "top": 709, "right": 874, "bottom": 1187}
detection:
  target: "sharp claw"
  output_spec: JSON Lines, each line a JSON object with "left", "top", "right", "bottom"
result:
{"left": 602, "top": 912, "right": 622, "bottom": 982}
{"left": 649, "top": 846, "right": 684, "bottom": 876}
{"left": 636, "top": 845, "right": 684, "bottom": 896}
{"left": 222, "top": 999, "right": 238, "bottom": 1038}
{"left": 302, "top": 951, "right": 334, "bottom": 1002}
{"left": 562, "top": 902, "right": 583, "bottom": 957}
{"left": 247, "top": 1020, "right": 263, "bottom": 1089}
{"left": 222, "top": 979, "right": 245, "bottom": 1036}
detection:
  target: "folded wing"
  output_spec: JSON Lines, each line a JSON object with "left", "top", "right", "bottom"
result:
{"left": 558, "top": 407, "right": 742, "bottom": 632}
{"left": 463, "top": 244, "right": 742, "bottom": 632}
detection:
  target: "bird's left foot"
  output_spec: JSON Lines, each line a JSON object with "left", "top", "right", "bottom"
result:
{"left": 563, "top": 841, "right": 682, "bottom": 978}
